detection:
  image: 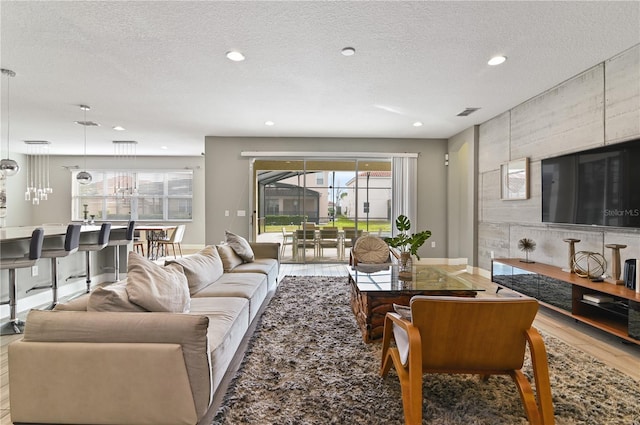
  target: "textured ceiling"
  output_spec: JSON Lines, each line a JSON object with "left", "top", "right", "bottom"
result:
{"left": 1, "top": 1, "right": 639, "bottom": 156}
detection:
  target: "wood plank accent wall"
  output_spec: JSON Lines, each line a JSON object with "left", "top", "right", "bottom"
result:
{"left": 477, "top": 44, "right": 640, "bottom": 273}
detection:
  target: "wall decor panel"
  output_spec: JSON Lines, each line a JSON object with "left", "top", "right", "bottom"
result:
{"left": 605, "top": 44, "right": 640, "bottom": 143}
{"left": 510, "top": 65, "right": 604, "bottom": 161}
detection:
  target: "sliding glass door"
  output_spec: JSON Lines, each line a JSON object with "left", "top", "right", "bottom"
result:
{"left": 253, "top": 158, "right": 392, "bottom": 264}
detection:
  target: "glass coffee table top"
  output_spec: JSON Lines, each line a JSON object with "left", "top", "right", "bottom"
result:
{"left": 349, "top": 263, "right": 485, "bottom": 293}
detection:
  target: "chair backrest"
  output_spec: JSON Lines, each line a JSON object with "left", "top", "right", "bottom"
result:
{"left": 125, "top": 220, "right": 136, "bottom": 241}
{"left": 319, "top": 228, "right": 338, "bottom": 239}
{"left": 303, "top": 222, "right": 317, "bottom": 230}
{"left": 169, "top": 224, "right": 186, "bottom": 243}
{"left": 296, "top": 229, "right": 315, "bottom": 241}
{"left": 409, "top": 296, "right": 539, "bottom": 371}
{"left": 64, "top": 224, "right": 82, "bottom": 252}
{"left": 28, "top": 227, "right": 45, "bottom": 260}
{"left": 97, "top": 222, "right": 112, "bottom": 245}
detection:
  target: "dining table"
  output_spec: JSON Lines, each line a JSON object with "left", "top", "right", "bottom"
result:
{"left": 134, "top": 224, "right": 177, "bottom": 259}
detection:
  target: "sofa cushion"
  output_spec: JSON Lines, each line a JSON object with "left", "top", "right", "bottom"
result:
{"left": 225, "top": 230, "right": 254, "bottom": 262}
{"left": 193, "top": 272, "right": 267, "bottom": 322}
{"left": 126, "top": 251, "right": 191, "bottom": 313}
{"left": 229, "top": 258, "right": 279, "bottom": 291}
{"left": 217, "top": 244, "right": 244, "bottom": 272}
{"left": 87, "top": 282, "right": 147, "bottom": 312}
{"left": 165, "top": 245, "right": 224, "bottom": 295}
{"left": 187, "top": 297, "right": 251, "bottom": 391}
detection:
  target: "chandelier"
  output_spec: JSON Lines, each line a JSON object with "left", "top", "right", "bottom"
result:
{"left": 24, "top": 141, "right": 52, "bottom": 205}
{"left": 113, "top": 140, "right": 138, "bottom": 198}
{"left": 75, "top": 104, "right": 98, "bottom": 185}
{"left": 0, "top": 69, "right": 19, "bottom": 176}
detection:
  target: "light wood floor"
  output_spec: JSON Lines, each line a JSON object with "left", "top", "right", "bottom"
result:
{"left": 1, "top": 262, "right": 638, "bottom": 424}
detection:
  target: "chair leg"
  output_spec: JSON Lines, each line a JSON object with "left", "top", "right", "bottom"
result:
{"left": 177, "top": 243, "right": 182, "bottom": 258}
{"left": 526, "top": 328, "right": 555, "bottom": 424}
{"left": 0, "top": 269, "right": 25, "bottom": 335}
{"left": 51, "top": 258, "right": 59, "bottom": 307}
{"left": 85, "top": 251, "right": 92, "bottom": 292}
{"left": 114, "top": 245, "right": 120, "bottom": 281}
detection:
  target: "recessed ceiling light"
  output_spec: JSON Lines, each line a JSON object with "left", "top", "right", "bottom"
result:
{"left": 112, "top": 125, "right": 126, "bottom": 131}
{"left": 161, "top": 146, "right": 168, "bottom": 150}
{"left": 488, "top": 55, "right": 507, "bottom": 66}
{"left": 413, "top": 121, "right": 423, "bottom": 127}
{"left": 341, "top": 47, "right": 356, "bottom": 56}
{"left": 226, "top": 50, "right": 245, "bottom": 62}
{"left": 265, "top": 120, "right": 275, "bottom": 126}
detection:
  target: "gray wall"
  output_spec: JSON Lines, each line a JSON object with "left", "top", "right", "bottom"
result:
{"left": 204, "top": 137, "right": 448, "bottom": 259}
{"left": 447, "top": 126, "right": 479, "bottom": 265}
{"left": 476, "top": 44, "right": 640, "bottom": 273}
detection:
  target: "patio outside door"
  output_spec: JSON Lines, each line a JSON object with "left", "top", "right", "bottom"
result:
{"left": 252, "top": 158, "right": 392, "bottom": 264}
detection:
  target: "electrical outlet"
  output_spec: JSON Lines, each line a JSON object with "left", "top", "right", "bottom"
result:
{"left": 431, "top": 241, "right": 436, "bottom": 248}
{"left": 491, "top": 251, "right": 495, "bottom": 259}
{"left": 225, "top": 210, "right": 229, "bottom": 217}
{"left": 31, "top": 265, "right": 38, "bottom": 276}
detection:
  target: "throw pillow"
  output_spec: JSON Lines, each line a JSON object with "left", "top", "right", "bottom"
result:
{"left": 126, "top": 251, "right": 191, "bottom": 313}
{"left": 165, "top": 245, "right": 224, "bottom": 295}
{"left": 225, "top": 230, "right": 255, "bottom": 262}
{"left": 88, "top": 282, "right": 147, "bottom": 312}
{"left": 217, "top": 244, "right": 244, "bottom": 272}
{"left": 353, "top": 235, "right": 390, "bottom": 264}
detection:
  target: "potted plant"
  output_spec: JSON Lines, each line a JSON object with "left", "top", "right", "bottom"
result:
{"left": 384, "top": 215, "right": 432, "bottom": 270}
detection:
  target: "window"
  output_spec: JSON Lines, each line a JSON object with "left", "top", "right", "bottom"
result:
{"left": 72, "top": 170, "right": 193, "bottom": 222}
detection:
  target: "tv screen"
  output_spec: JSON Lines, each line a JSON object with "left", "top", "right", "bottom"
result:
{"left": 542, "top": 139, "right": 640, "bottom": 228}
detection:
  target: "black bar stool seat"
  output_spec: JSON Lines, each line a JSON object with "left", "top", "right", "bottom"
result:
{"left": 29, "top": 224, "right": 81, "bottom": 308}
{"left": 0, "top": 228, "right": 44, "bottom": 335}
{"left": 78, "top": 222, "right": 111, "bottom": 292}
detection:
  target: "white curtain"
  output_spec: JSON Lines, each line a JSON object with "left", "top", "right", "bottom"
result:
{"left": 391, "top": 156, "right": 417, "bottom": 236}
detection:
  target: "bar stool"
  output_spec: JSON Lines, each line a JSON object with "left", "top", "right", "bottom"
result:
{"left": 29, "top": 224, "right": 82, "bottom": 308}
{"left": 107, "top": 220, "right": 135, "bottom": 281}
{"left": 0, "top": 228, "right": 44, "bottom": 335}
{"left": 78, "top": 222, "right": 111, "bottom": 292}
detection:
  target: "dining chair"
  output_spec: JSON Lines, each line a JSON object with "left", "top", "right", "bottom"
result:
{"left": 154, "top": 224, "right": 185, "bottom": 259}
{"left": 0, "top": 228, "right": 44, "bottom": 334}
{"left": 281, "top": 227, "right": 294, "bottom": 257}
{"left": 318, "top": 227, "right": 340, "bottom": 259}
{"left": 295, "top": 229, "right": 317, "bottom": 260}
{"left": 381, "top": 295, "right": 554, "bottom": 425}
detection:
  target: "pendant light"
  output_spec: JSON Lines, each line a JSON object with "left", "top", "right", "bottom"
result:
{"left": 0, "top": 68, "right": 20, "bottom": 176}
{"left": 75, "top": 104, "right": 96, "bottom": 185}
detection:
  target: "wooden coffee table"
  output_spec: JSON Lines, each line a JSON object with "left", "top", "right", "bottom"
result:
{"left": 348, "top": 263, "right": 484, "bottom": 342}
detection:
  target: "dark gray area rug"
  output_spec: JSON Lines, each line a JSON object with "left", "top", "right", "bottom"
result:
{"left": 212, "top": 276, "right": 640, "bottom": 425}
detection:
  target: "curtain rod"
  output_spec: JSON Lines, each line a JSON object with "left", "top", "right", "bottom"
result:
{"left": 240, "top": 151, "right": 419, "bottom": 158}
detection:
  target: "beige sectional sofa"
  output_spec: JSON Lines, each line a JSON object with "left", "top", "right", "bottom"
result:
{"left": 8, "top": 241, "right": 279, "bottom": 425}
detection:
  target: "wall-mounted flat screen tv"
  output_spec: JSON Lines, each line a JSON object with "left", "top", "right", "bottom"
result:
{"left": 542, "top": 139, "right": 640, "bottom": 228}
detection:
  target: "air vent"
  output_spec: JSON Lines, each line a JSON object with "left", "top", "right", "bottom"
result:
{"left": 457, "top": 107, "right": 480, "bottom": 117}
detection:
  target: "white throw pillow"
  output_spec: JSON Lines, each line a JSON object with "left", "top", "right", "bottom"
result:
{"left": 217, "top": 244, "right": 244, "bottom": 272}
{"left": 88, "top": 282, "right": 147, "bottom": 312}
{"left": 126, "top": 251, "right": 191, "bottom": 313}
{"left": 225, "top": 230, "right": 255, "bottom": 262}
{"left": 165, "top": 245, "right": 224, "bottom": 295}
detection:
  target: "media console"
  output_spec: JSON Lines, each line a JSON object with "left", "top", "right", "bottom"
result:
{"left": 492, "top": 258, "right": 640, "bottom": 345}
